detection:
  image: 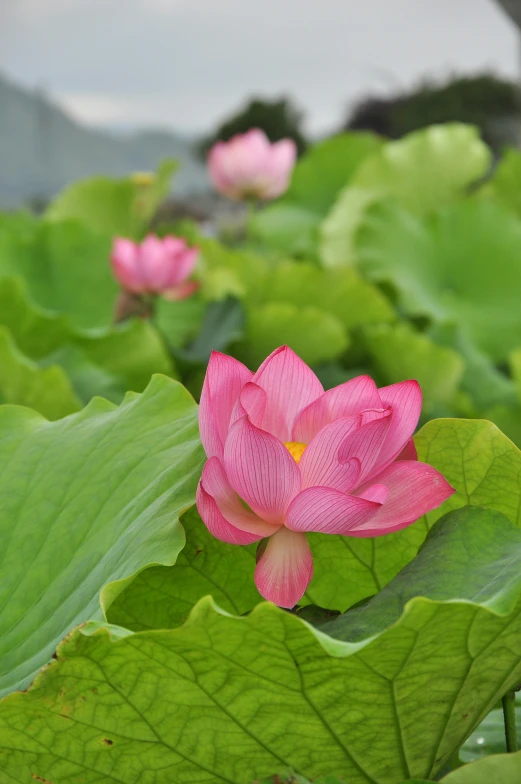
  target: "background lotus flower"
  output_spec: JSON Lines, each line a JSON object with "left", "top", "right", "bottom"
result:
{"left": 111, "top": 234, "right": 199, "bottom": 299}
{"left": 196, "top": 345, "right": 454, "bottom": 608}
{"left": 208, "top": 129, "right": 297, "bottom": 201}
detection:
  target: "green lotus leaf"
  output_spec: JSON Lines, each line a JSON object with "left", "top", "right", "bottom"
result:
{"left": 320, "top": 124, "right": 491, "bottom": 267}
{"left": 355, "top": 198, "right": 521, "bottom": 362}
{"left": 2, "top": 507, "right": 521, "bottom": 783}
{"left": 0, "top": 375, "right": 203, "bottom": 697}
{"left": 251, "top": 203, "right": 321, "bottom": 257}
{"left": 320, "top": 187, "right": 381, "bottom": 267}
{"left": 0, "top": 277, "right": 174, "bottom": 406}
{"left": 45, "top": 159, "right": 177, "bottom": 237}
{"left": 240, "top": 302, "right": 349, "bottom": 367}
{"left": 0, "top": 326, "right": 81, "bottom": 419}
{"left": 252, "top": 133, "right": 382, "bottom": 255}
{"left": 363, "top": 322, "right": 464, "bottom": 409}
{"left": 351, "top": 123, "right": 490, "bottom": 215}
{"left": 437, "top": 751, "right": 521, "bottom": 783}
{"left": 307, "top": 416, "right": 521, "bottom": 611}
{"left": 155, "top": 295, "right": 206, "bottom": 350}
{"left": 0, "top": 219, "right": 117, "bottom": 329}
{"left": 245, "top": 260, "right": 395, "bottom": 331}
{"left": 480, "top": 147, "right": 521, "bottom": 217}
{"left": 108, "top": 506, "right": 260, "bottom": 632}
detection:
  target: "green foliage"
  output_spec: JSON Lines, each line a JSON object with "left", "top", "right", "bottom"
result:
{"left": 240, "top": 302, "right": 349, "bottom": 367}
{"left": 284, "top": 134, "right": 382, "bottom": 214}
{"left": 321, "top": 124, "right": 490, "bottom": 266}
{"left": 108, "top": 506, "right": 260, "bottom": 631}
{"left": 481, "top": 148, "right": 521, "bottom": 216}
{"left": 5, "top": 127, "right": 521, "bottom": 781}
{"left": 155, "top": 294, "right": 206, "bottom": 350}
{"left": 45, "top": 159, "right": 177, "bottom": 237}
{"left": 0, "top": 376, "right": 203, "bottom": 696}
{"left": 199, "top": 96, "right": 307, "bottom": 158}
{"left": 252, "top": 133, "right": 382, "bottom": 255}
{"left": 352, "top": 124, "right": 490, "bottom": 215}
{"left": 437, "top": 751, "right": 521, "bottom": 783}
{"left": 461, "top": 694, "right": 521, "bottom": 762}
{"left": 196, "top": 238, "right": 394, "bottom": 369}
{"left": 363, "top": 322, "right": 464, "bottom": 409}
{"left": 181, "top": 296, "right": 245, "bottom": 363}
{"left": 0, "top": 326, "right": 81, "bottom": 418}
{"left": 3, "top": 508, "right": 521, "bottom": 782}
{"left": 0, "top": 217, "right": 117, "bottom": 329}
{"left": 0, "top": 276, "right": 174, "bottom": 406}
{"left": 355, "top": 199, "right": 521, "bottom": 362}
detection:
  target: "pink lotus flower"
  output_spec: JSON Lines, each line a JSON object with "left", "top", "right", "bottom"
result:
{"left": 111, "top": 234, "right": 199, "bottom": 299}
{"left": 196, "top": 346, "right": 454, "bottom": 608}
{"left": 208, "top": 129, "right": 297, "bottom": 201}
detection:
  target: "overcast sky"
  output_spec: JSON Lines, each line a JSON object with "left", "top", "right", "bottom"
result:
{"left": 1, "top": 0, "right": 519, "bottom": 135}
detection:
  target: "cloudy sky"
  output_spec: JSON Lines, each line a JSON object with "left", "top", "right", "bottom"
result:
{"left": 1, "top": 0, "right": 519, "bottom": 135}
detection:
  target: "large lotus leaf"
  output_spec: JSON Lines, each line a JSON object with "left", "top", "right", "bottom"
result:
{"left": 0, "top": 277, "right": 174, "bottom": 405}
{"left": 0, "top": 375, "right": 204, "bottom": 697}
{"left": 510, "top": 349, "right": 521, "bottom": 403}
{"left": 199, "top": 238, "right": 270, "bottom": 301}
{"left": 180, "top": 297, "right": 245, "bottom": 364}
{"left": 108, "top": 506, "right": 260, "bottom": 632}
{"left": 320, "top": 187, "right": 381, "bottom": 267}
{"left": 363, "top": 323, "right": 464, "bottom": 409}
{"left": 0, "top": 219, "right": 117, "bottom": 329}
{"left": 306, "top": 417, "right": 521, "bottom": 611}
{"left": 437, "top": 752, "right": 521, "bottom": 783}
{"left": 57, "top": 319, "right": 175, "bottom": 404}
{"left": 480, "top": 147, "right": 521, "bottom": 217}
{"left": 351, "top": 123, "right": 490, "bottom": 215}
{"left": 245, "top": 260, "right": 395, "bottom": 331}
{"left": 239, "top": 302, "right": 349, "bottom": 367}
{"left": 252, "top": 134, "right": 382, "bottom": 255}
{"left": 286, "top": 133, "right": 383, "bottom": 214}
{"left": 250, "top": 203, "right": 321, "bottom": 257}
{"left": 155, "top": 295, "right": 206, "bottom": 350}
{"left": 355, "top": 198, "right": 521, "bottom": 361}
{"left": 46, "top": 160, "right": 177, "bottom": 237}
{"left": 430, "top": 326, "right": 517, "bottom": 412}
{"left": 2, "top": 507, "right": 521, "bottom": 783}
{"left": 0, "top": 276, "right": 71, "bottom": 359}
{"left": 0, "top": 327, "right": 81, "bottom": 419}
{"left": 258, "top": 775, "right": 343, "bottom": 784}
{"left": 482, "top": 404, "right": 521, "bottom": 450}
{"left": 320, "top": 124, "right": 491, "bottom": 267}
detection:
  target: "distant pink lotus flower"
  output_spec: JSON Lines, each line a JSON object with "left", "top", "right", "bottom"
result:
{"left": 196, "top": 346, "right": 454, "bottom": 608}
{"left": 111, "top": 234, "right": 199, "bottom": 299}
{"left": 208, "top": 129, "right": 297, "bottom": 201}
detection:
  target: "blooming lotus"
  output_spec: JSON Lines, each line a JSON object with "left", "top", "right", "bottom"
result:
{"left": 196, "top": 346, "right": 454, "bottom": 608}
{"left": 111, "top": 234, "right": 199, "bottom": 299}
{"left": 208, "top": 129, "right": 297, "bottom": 201}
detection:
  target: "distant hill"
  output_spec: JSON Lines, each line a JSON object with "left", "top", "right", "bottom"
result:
{"left": 0, "top": 74, "right": 209, "bottom": 208}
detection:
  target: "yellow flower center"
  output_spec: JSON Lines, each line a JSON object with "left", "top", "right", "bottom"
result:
{"left": 284, "top": 441, "right": 307, "bottom": 464}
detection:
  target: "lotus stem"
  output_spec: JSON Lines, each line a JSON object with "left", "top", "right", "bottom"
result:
{"left": 502, "top": 690, "right": 518, "bottom": 753}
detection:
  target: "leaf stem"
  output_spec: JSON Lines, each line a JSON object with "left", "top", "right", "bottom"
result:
{"left": 502, "top": 690, "right": 518, "bottom": 752}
